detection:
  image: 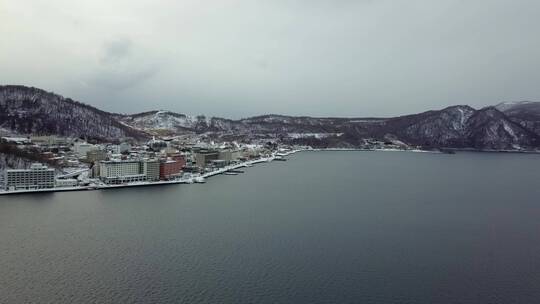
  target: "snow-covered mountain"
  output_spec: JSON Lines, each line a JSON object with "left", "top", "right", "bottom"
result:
{"left": 495, "top": 101, "right": 540, "bottom": 135}
{"left": 1, "top": 85, "right": 539, "bottom": 150}
{"left": 0, "top": 85, "right": 147, "bottom": 141}
{"left": 362, "top": 105, "right": 540, "bottom": 149}
{"left": 118, "top": 105, "right": 540, "bottom": 150}
{"left": 495, "top": 101, "right": 540, "bottom": 113}
{"left": 117, "top": 111, "right": 242, "bottom": 135}
{"left": 117, "top": 111, "right": 384, "bottom": 136}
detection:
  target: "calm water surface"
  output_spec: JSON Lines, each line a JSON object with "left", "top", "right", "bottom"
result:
{"left": 1, "top": 151, "right": 540, "bottom": 303}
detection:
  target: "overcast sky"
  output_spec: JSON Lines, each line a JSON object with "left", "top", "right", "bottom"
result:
{"left": 1, "top": 0, "right": 540, "bottom": 118}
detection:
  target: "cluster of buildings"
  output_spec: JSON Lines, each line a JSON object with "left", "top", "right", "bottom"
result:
{"left": 1, "top": 135, "right": 276, "bottom": 190}
{"left": 2, "top": 156, "right": 186, "bottom": 190}
{"left": 96, "top": 157, "right": 183, "bottom": 185}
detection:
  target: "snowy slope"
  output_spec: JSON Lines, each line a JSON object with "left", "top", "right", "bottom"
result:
{"left": 1, "top": 85, "right": 539, "bottom": 150}
{"left": 0, "top": 85, "right": 147, "bottom": 141}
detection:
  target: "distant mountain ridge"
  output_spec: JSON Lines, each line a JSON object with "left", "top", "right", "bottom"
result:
{"left": 495, "top": 101, "right": 540, "bottom": 136}
{"left": 0, "top": 85, "right": 147, "bottom": 141}
{"left": 363, "top": 105, "right": 540, "bottom": 149}
{"left": 1, "top": 85, "right": 540, "bottom": 150}
{"left": 120, "top": 105, "right": 540, "bottom": 150}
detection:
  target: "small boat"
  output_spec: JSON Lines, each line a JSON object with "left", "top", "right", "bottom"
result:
{"left": 192, "top": 174, "right": 206, "bottom": 183}
{"left": 224, "top": 172, "right": 238, "bottom": 176}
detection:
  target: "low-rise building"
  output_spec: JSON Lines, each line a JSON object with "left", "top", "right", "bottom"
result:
{"left": 210, "top": 159, "right": 228, "bottom": 168}
{"left": 4, "top": 163, "right": 55, "bottom": 190}
{"left": 1, "top": 137, "right": 31, "bottom": 145}
{"left": 163, "top": 146, "right": 178, "bottom": 155}
{"left": 110, "top": 143, "right": 131, "bottom": 154}
{"left": 86, "top": 149, "right": 108, "bottom": 163}
{"left": 30, "top": 136, "right": 71, "bottom": 146}
{"left": 55, "top": 178, "right": 78, "bottom": 188}
{"left": 74, "top": 142, "right": 98, "bottom": 158}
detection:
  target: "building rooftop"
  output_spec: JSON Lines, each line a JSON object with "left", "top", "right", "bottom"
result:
{"left": 6, "top": 163, "right": 54, "bottom": 172}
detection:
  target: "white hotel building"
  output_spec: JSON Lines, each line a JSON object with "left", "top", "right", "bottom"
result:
{"left": 4, "top": 163, "right": 55, "bottom": 190}
{"left": 99, "top": 159, "right": 159, "bottom": 184}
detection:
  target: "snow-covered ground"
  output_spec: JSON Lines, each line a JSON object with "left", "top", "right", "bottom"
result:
{"left": 0, "top": 152, "right": 300, "bottom": 195}
{"left": 495, "top": 101, "right": 536, "bottom": 112}
{"left": 287, "top": 133, "right": 343, "bottom": 139}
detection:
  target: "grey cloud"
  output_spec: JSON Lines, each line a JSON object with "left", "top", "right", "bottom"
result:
{"left": 87, "top": 38, "right": 159, "bottom": 91}
{"left": 89, "top": 65, "right": 159, "bottom": 91}
{"left": 100, "top": 37, "right": 133, "bottom": 64}
{"left": 1, "top": 0, "right": 540, "bottom": 118}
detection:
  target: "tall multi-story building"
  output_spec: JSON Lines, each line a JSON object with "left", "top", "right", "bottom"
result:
{"left": 98, "top": 159, "right": 161, "bottom": 184}
{"left": 99, "top": 160, "right": 145, "bottom": 184}
{"left": 4, "top": 163, "right": 55, "bottom": 190}
{"left": 143, "top": 159, "right": 160, "bottom": 181}
{"left": 194, "top": 150, "right": 219, "bottom": 168}
{"left": 159, "top": 156, "right": 186, "bottom": 180}
{"left": 218, "top": 149, "right": 242, "bottom": 163}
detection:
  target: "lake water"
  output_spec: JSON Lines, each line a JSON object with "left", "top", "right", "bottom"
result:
{"left": 1, "top": 151, "right": 540, "bottom": 303}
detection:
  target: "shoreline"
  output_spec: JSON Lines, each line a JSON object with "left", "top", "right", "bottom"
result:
{"left": 0, "top": 151, "right": 296, "bottom": 196}
{"left": 306, "top": 147, "right": 540, "bottom": 154}
{"left": 1, "top": 147, "right": 539, "bottom": 196}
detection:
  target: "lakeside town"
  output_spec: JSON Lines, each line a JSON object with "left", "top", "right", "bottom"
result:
{"left": 0, "top": 134, "right": 421, "bottom": 195}
{"left": 0, "top": 135, "right": 294, "bottom": 195}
